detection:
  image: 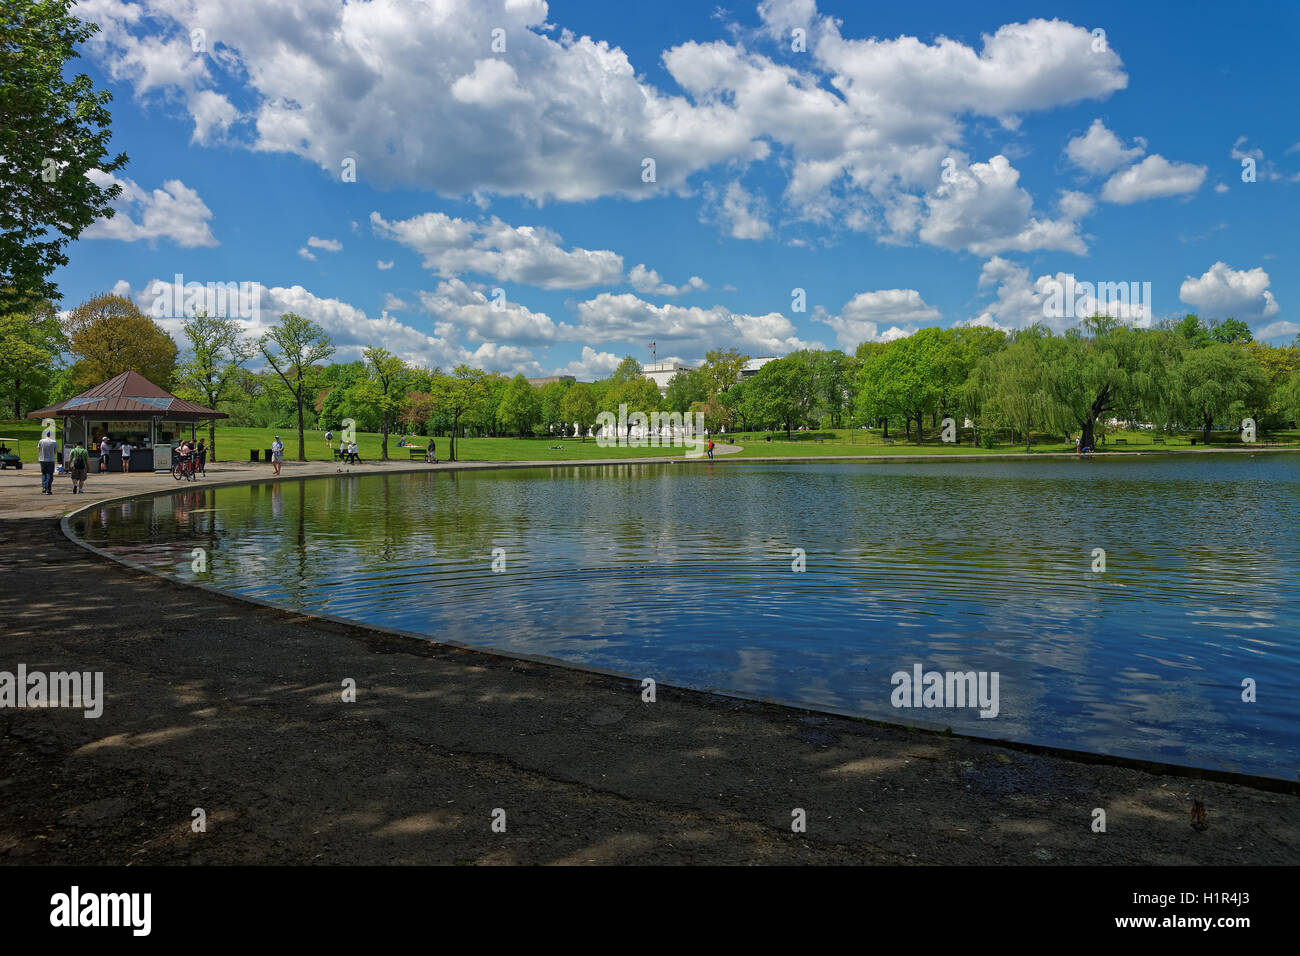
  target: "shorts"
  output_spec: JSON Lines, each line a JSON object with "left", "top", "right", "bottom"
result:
{"left": 71, "top": 468, "right": 86, "bottom": 481}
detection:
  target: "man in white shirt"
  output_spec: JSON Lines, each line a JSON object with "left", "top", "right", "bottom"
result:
{"left": 99, "top": 436, "right": 111, "bottom": 473}
{"left": 37, "top": 433, "right": 58, "bottom": 494}
{"left": 271, "top": 435, "right": 285, "bottom": 475}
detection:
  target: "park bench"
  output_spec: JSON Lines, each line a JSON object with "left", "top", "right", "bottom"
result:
{"left": 408, "top": 447, "right": 428, "bottom": 461}
{"left": 1152, "top": 437, "right": 1166, "bottom": 444}
{"left": 1113, "top": 438, "right": 1128, "bottom": 445}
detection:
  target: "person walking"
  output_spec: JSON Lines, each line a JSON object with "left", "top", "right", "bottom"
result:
{"left": 120, "top": 439, "right": 132, "bottom": 473}
{"left": 706, "top": 438, "right": 714, "bottom": 460}
{"left": 426, "top": 439, "right": 436, "bottom": 463}
{"left": 338, "top": 436, "right": 347, "bottom": 461}
{"left": 1074, "top": 436, "right": 1081, "bottom": 457}
{"left": 98, "top": 436, "right": 111, "bottom": 473}
{"left": 271, "top": 435, "right": 284, "bottom": 475}
{"left": 347, "top": 440, "right": 358, "bottom": 463}
{"left": 68, "top": 441, "right": 89, "bottom": 493}
{"left": 37, "top": 432, "right": 58, "bottom": 494}
{"left": 325, "top": 429, "right": 333, "bottom": 447}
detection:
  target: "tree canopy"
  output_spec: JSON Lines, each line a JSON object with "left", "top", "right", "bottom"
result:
{"left": 0, "top": 0, "right": 128, "bottom": 312}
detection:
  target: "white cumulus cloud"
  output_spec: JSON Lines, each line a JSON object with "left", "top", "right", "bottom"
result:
{"left": 82, "top": 171, "right": 217, "bottom": 247}
{"left": 1101, "top": 155, "right": 1207, "bottom": 203}
{"left": 1179, "top": 262, "right": 1280, "bottom": 320}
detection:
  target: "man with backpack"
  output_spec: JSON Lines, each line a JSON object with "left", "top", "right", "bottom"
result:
{"left": 68, "top": 441, "right": 89, "bottom": 493}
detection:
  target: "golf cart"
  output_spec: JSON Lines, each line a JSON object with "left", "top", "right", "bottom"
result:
{"left": 0, "top": 438, "right": 22, "bottom": 470}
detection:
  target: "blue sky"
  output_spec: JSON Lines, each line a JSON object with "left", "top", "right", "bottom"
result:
{"left": 58, "top": 0, "right": 1299, "bottom": 377}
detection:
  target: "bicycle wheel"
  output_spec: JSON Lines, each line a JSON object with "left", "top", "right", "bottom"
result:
{"left": 171, "top": 464, "right": 181, "bottom": 480}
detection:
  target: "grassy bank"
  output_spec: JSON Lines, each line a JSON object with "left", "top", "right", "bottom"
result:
{"left": 723, "top": 426, "right": 1300, "bottom": 457}
{"left": 3, "top": 419, "right": 1296, "bottom": 465}
{"left": 0, "top": 421, "right": 701, "bottom": 464}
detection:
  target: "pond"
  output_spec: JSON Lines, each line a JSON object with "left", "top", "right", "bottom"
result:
{"left": 69, "top": 454, "right": 1300, "bottom": 780}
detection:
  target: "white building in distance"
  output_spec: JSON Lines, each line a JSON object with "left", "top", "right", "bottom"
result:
{"left": 642, "top": 356, "right": 779, "bottom": 394}
{"left": 642, "top": 361, "right": 696, "bottom": 394}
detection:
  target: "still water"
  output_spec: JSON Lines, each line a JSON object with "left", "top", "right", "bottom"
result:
{"left": 71, "top": 455, "right": 1300, "bottom": 779}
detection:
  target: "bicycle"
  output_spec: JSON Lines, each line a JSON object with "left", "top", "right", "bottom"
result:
{"left": 171, "top": 456, "right": 198, "bottom": 481}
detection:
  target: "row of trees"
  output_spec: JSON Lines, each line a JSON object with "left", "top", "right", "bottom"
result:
{"left": 727, "top": 316, "right": 1295, "bottom": 448}
{"left": 3, "top": 290, "right": 1299, "bottom": 460}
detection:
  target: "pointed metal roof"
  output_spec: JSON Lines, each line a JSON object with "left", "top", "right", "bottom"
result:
{"left": 26, "top": 370, "right": 228, "bottom": 420}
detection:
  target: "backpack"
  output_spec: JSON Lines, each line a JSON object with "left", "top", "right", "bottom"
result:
{"left": 69, "top": 448, "right": 88, "bottom": 469}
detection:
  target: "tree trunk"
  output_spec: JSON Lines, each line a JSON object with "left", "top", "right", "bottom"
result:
{"left": 449, "top": 414, "right": 458, "bottom": 462}
{"left": 914, "top": 414, "right": 923, "bottom": 444}
{"left": 209, "top": 420, "right": 217, "bottom": 462}
{"left": 296, "top": 389, "right": 306, "bottom": 461}
{"left": 381, "top": 418, "right": 389, "bottom": 461}
{"left": 882, "top": 418, "right": 889, "bottom": 439}
{"left": 1203, "top": 415, "right": 1212, "bottom": 444}
{"left": 1025, "top": 416, "right": 1032, "bottom": 453}
{"left": 904, "top": 418, "right": 911, "bottom": 440}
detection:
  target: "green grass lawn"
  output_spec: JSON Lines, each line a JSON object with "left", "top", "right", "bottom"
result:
{"left": 722, "top": 426, "right": 1300, "bottom": 457}
{"left": 0, "top": 422, "right": 705, "bottom": 464}
{"left": 3, "top": 420, "right": 1295, "bottom": 465}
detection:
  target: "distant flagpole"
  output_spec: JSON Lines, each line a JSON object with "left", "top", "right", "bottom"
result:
{"left": 649, "top": 341, "right": 656, "bottom": 364}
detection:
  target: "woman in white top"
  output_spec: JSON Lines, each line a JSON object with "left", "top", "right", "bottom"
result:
{"left": 120, "top": 440, "right": 132, "bottom": 473}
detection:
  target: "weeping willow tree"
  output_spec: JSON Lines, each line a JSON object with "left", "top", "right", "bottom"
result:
{"left": 972, "top": 325, "right": 1051, "bottom": 452}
